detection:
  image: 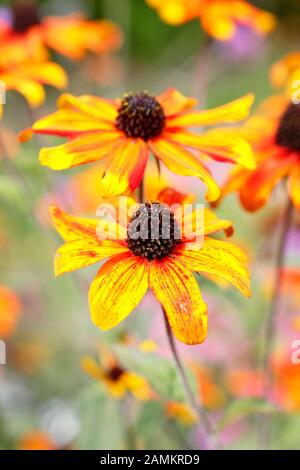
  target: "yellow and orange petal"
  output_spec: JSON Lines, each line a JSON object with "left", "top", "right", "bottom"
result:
{"left": 200, "top": 0, "right": 276, "bottom": 41}
{"left": 0, "top": 285, "right": 22, "bottom": 339}
{"left": 175, "top": 238, "right": 251, "bottom": 297}
{"left": 41, "top": 14, "right": 123, "bottom": 61}
{"left": 149, "top": 257, "right": 208, "bottom": 345}
{"left": 89, "top": 253, "right": 149, "bottom": 331}
{"left": 147, "top": 0, "right": 276, "bottom": 40}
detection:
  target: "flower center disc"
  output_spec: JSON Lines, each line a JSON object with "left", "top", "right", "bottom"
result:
{"left": 12, "top": 0, "right": 40, "bottom": 33}
{"left": 116, "top": 92, "right": 165, "bottom": 141}
{"left": 107, "top": 366, "right": 125, "bottom": 382}
{"left": 276, "top": 103, "right": 300, "bottom": 152}
{"left": 127, "top": 202, "right": 181, "bottom": 260}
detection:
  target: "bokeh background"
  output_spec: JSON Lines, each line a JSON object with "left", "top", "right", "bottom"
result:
{"left": 1, "top": 0, "right": 300, "bottom": 450}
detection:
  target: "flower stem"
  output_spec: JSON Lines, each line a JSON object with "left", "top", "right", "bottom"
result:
{"left": 259, "top": 196, "right": 294, "bottom": 448}
{"left": 162, "top": 309, "right": 221, "bottom": 450}
{"left": 262, "top": 198, "right": 293, "bottom": 370}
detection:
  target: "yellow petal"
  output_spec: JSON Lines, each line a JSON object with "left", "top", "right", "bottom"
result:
{"left": 179, "top": 207, "right": 233, "bottom": 239}
{"left": 50, "top": 204, "right": 98, "bottom": 241}
{"left": 32, "top": 109, "right": 114, "bottom": 137}
{"left": 149, "top": 137, "right": 220, "bottom": 202}
{"left": 16, "top": 62, "right": 68, "bottom": 90}
{"left": 89, "top": 254, "right": 149, "bottom": 330}
{"left": 167, "top": 94, "right": 254, "bottom": 127}
{"left": 50, "top": 204, "right": 126, "bottom": 242}
{"left": 54, "top": 239, "right": 129, "bottom": 276}
{"left": 149, "top": 257, "right": 208, "bottom": 345}
{"left": 80, "top": 356, "right": 105, "bottom": 381}
{"left": 176, "top": 238, "right": 251, "bottom": 297}
{"left": 157, "top": 88, "right": 197, "bottom": 117}
{"left": 165, "top": 129, "right": 255, "bottom": 170}
{"left": 57, "top": 93, "right": 117, "bottom": 122}
{"left": 121, "top": 372, "right": 152, "bottom": 401}
{"left": 39, "top": 131, "right": 122, "bottom": 170}
{"left": 100, "top": 139, "right": 149, "bottom": 197}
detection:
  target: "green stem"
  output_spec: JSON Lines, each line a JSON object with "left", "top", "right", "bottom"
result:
{"left": 259, "top": 197, "right": 294, "bottom": 449}
{"left": 162, "top": 309, "right": 221, "bottom": 450}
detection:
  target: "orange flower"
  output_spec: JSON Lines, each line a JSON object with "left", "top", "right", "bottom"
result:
{"left": 49, "top": 189, "right": 251, "bottom": 345}
{"left": 0, "top": 285, "right": 22, "bottom": 339}
{"left": 194, "top": 366, "right": 226, "bottom": 409}
{"left": 0, "top": 2, "right": 122, "bottom": 62}
{"left": 19, "top": 430, "right": 56, "bottom": 450}
{"left": 81, "top": 346, "right": 152, "bottom": 400}
{"left": 226, "top": 369, "right": 265, "bottom": 398}
{"left": 146, "top": 0, "right": 275, "bottom": 40}
{"left": 21, "top": 89, "right": 255, "bottom": 201}
{"left": 273, "top": 361, "right": 300, "bottom": 411}
{"left": 219, "top": 96, "right": 300, "bottom": 212}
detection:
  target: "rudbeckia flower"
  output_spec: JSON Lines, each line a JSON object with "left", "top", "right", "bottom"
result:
{"left": 49, "top": 189, "right": 251, "bottom": 345}
{"left": 0, "top": 1, "right": 122, "bottom": 62}
{"left": 219, "top": 96, "right": 300, "bottom": 212}
{"left": 81, "top": 349, "right": 152, "bottom": 400}
{"left": 21, "top": 89, "right": 255, "bottom": 201}
{"left": 146, "top": 0, "right": 275, "bottom": 41}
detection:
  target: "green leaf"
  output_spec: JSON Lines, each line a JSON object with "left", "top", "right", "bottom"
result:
{"left": 113, "top": 345, "right": 196, "bottom": 402}
{"left": 76, "top": 384, "right": 125, "bottom": 450}
{"left": 217, "top": 398, "right": 278, "bottom": 430}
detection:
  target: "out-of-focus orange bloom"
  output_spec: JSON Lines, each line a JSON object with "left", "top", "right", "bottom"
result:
{"left": 219, "top": 96, "right": 300, "bottom": 212}
{"left": 264, "top": 267, "right": 300, "bottom": 307}
{"left": 165, "top": 401, "right": 198, "bottom": 425}
{"left": 273, "top": 361, "right": 300, "bottom": 411}
{"left": 0, "top": 29, "right": 67, "bottom": 108}
{"left": 226, "top": 369, "right": 265, "bottom": 398}
{"left": 10, "top": 337, "right": 50, "bottom": 374}
{"left": 0, "top": 2, "right": 122, "bottom": 62}
{"left": 270, "top": 52, "right": 300, "bottom": 99}
{"left": 19, "top": 430, "right": 56, "bottom": 450}
{"left": 41, "top": 13, "right": 122, "bottom": 61}
{"left": 21, "top": 89, "right": 254, "bottom": 201}
{"left": 81, "top": 346, "right": 152, "bottom": 400}
{"left": 146, "top": 0, "right": 275, "bottom": 41}
{"left": 0, "top": 285, "right": 22, "bottom": 339}
{"left": 192, "top": 365, "right": 226, "bottom": 409}
{"left": 0, "top": 60, "right": 67, "bottom": 108}
{"left": 49, "top": 186, "right": 250, "bottom": 345}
